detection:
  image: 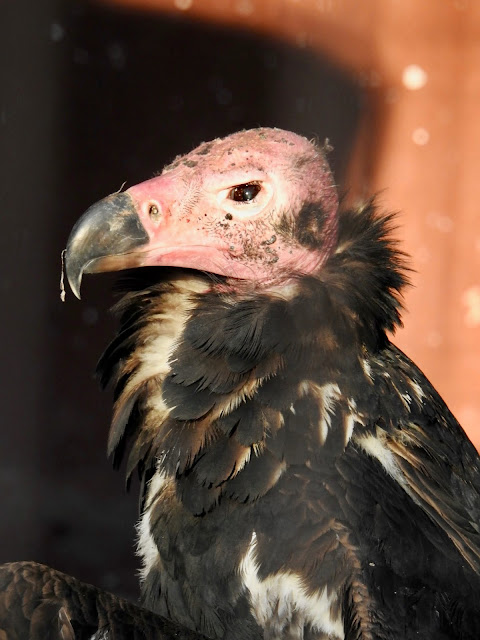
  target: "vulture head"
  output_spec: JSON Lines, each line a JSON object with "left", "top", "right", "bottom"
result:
{"left": 65, "top": 128, "right": 339, "bottom": 295}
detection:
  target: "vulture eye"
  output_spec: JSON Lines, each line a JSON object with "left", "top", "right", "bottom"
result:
{"left": 219, "top": 179, "right": 271, "bottom": 218}
{"left": 229, "top": 183, "right": 261, "bottom": 203}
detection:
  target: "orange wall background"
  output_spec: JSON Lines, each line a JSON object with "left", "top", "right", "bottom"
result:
{"left": 102, "top": 0, "right": 480, "bottom": 448}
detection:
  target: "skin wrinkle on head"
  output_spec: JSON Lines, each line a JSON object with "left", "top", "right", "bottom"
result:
{"left": 179, "top": 179, "right": 201, "bottom": 219}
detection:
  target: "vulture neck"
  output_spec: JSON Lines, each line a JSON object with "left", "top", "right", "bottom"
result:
{"left": 97, "top": 201, "right": 408, "bottom": 516}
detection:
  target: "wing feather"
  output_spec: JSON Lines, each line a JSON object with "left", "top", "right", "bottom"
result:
{"left": 362, "top": 345, "right": 480, "bottom": 575}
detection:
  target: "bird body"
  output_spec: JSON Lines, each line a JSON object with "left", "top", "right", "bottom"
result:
{"left": 3, "top": 127, "right": 478, "bottom": 640}
{"left": 91, "top": 203, "right": 480, "bottom": 640}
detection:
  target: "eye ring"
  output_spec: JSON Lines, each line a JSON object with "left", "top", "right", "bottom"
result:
{"left": 228, "top": 182, "right": 261, "bottom": 203}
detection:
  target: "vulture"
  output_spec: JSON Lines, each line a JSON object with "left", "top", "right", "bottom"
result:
{"left": 1, "top": 127, "right": 479, "bottom": 640}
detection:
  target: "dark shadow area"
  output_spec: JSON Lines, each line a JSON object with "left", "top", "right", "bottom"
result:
{"left": 0, "top": 0, "right": 361, "bottom": 600}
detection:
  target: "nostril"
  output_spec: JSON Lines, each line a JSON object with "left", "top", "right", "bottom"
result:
{"left": 148, "top": 202, "right": 161, "bottom": 223}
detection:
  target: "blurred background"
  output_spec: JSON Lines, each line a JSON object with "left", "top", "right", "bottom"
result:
{"left": 0, "top": 0, "right": 478, "bottom": 601}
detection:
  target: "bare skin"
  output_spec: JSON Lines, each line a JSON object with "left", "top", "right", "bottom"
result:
{"left": 124, "top": 128, "right": 339, "bottom": 284}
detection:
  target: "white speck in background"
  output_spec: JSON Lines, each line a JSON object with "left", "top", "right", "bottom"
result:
{"left": 462, "top": 286, "right": 480, "bottom": 328}
{"left": 235, "top": 0, "right": 254, "bottom": 15}
{"left": 426, "top": 212, "right": 454, "bottom": 233}
{"left": 426, "top": 331, "right": 443, "bottom": 348}
{"left": 174, "top": 0, "right": 193, "bottom": 9}
{"left": 107, "top": 42, "right": 126, "bottom": 70}
{"left": 412, "top": 127, "right": 430, "bottom": 146}
{"left": 50, "top": 22, "right": 65, "bottom": 42}
{"left": 402, "top": 65, "right": 428, "bottom": 90}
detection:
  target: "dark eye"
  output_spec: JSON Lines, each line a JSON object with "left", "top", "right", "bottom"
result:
{"left": 229, "top": 183, "right": 261, "bottom": 202}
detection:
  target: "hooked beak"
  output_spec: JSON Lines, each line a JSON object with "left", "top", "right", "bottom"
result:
{"left": 64, "top": 192, "right": 149, "bottom": 299}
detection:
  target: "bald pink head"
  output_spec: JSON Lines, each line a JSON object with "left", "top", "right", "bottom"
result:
{"left": 65, "top": 128, "right": 339, "bottom": 297}
{"left": 126, "top": 128, "right": 338, "bottom": 283}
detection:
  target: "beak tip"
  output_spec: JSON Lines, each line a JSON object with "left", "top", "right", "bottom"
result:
{"left": 64, "top": 191, "right": 149, "bottom": 299}
{"left": 71, "top": 284, "right": 82, "bottom": 300}
{"left": 64, "top": 246, "right": 83, "bottom": 300}
{"left": 67, "top": 264, "right": 83, "bottom": 299}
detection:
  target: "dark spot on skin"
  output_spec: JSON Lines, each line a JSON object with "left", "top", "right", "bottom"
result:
{"left": 196, "top": 142, "right": 213, "bottom": 155}
{"left": 293, "top": 154, "right": 313, "bottom": 170}
{"left": 241, "top": 239, "right": 259, "bottom": 260}
{"left": 183, "top": 160, "right": 198, "bottom": 168}
{"left": 166, "top": 160, "right": 181, "bottom": 170}
{"left": 164, "top": 153, "right": 183, "bottom": 171}
{"left": 225, "top": 213, "right": 233, "bottom": 220}
{"left": 273, "top": 202, "right": 326, "bottom": 249}
{"left": 272, "top": 211, "right": 295, "bottom": 242}
{"left": 295, "top": 202, "right": 327, "bottom": 249}
{"left": 261, "top": 235, "right": 277, "bottom": 246}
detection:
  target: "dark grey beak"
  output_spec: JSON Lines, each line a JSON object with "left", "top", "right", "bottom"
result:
{"left": 65, "top": 192, "right": 149, "bottom": 299}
